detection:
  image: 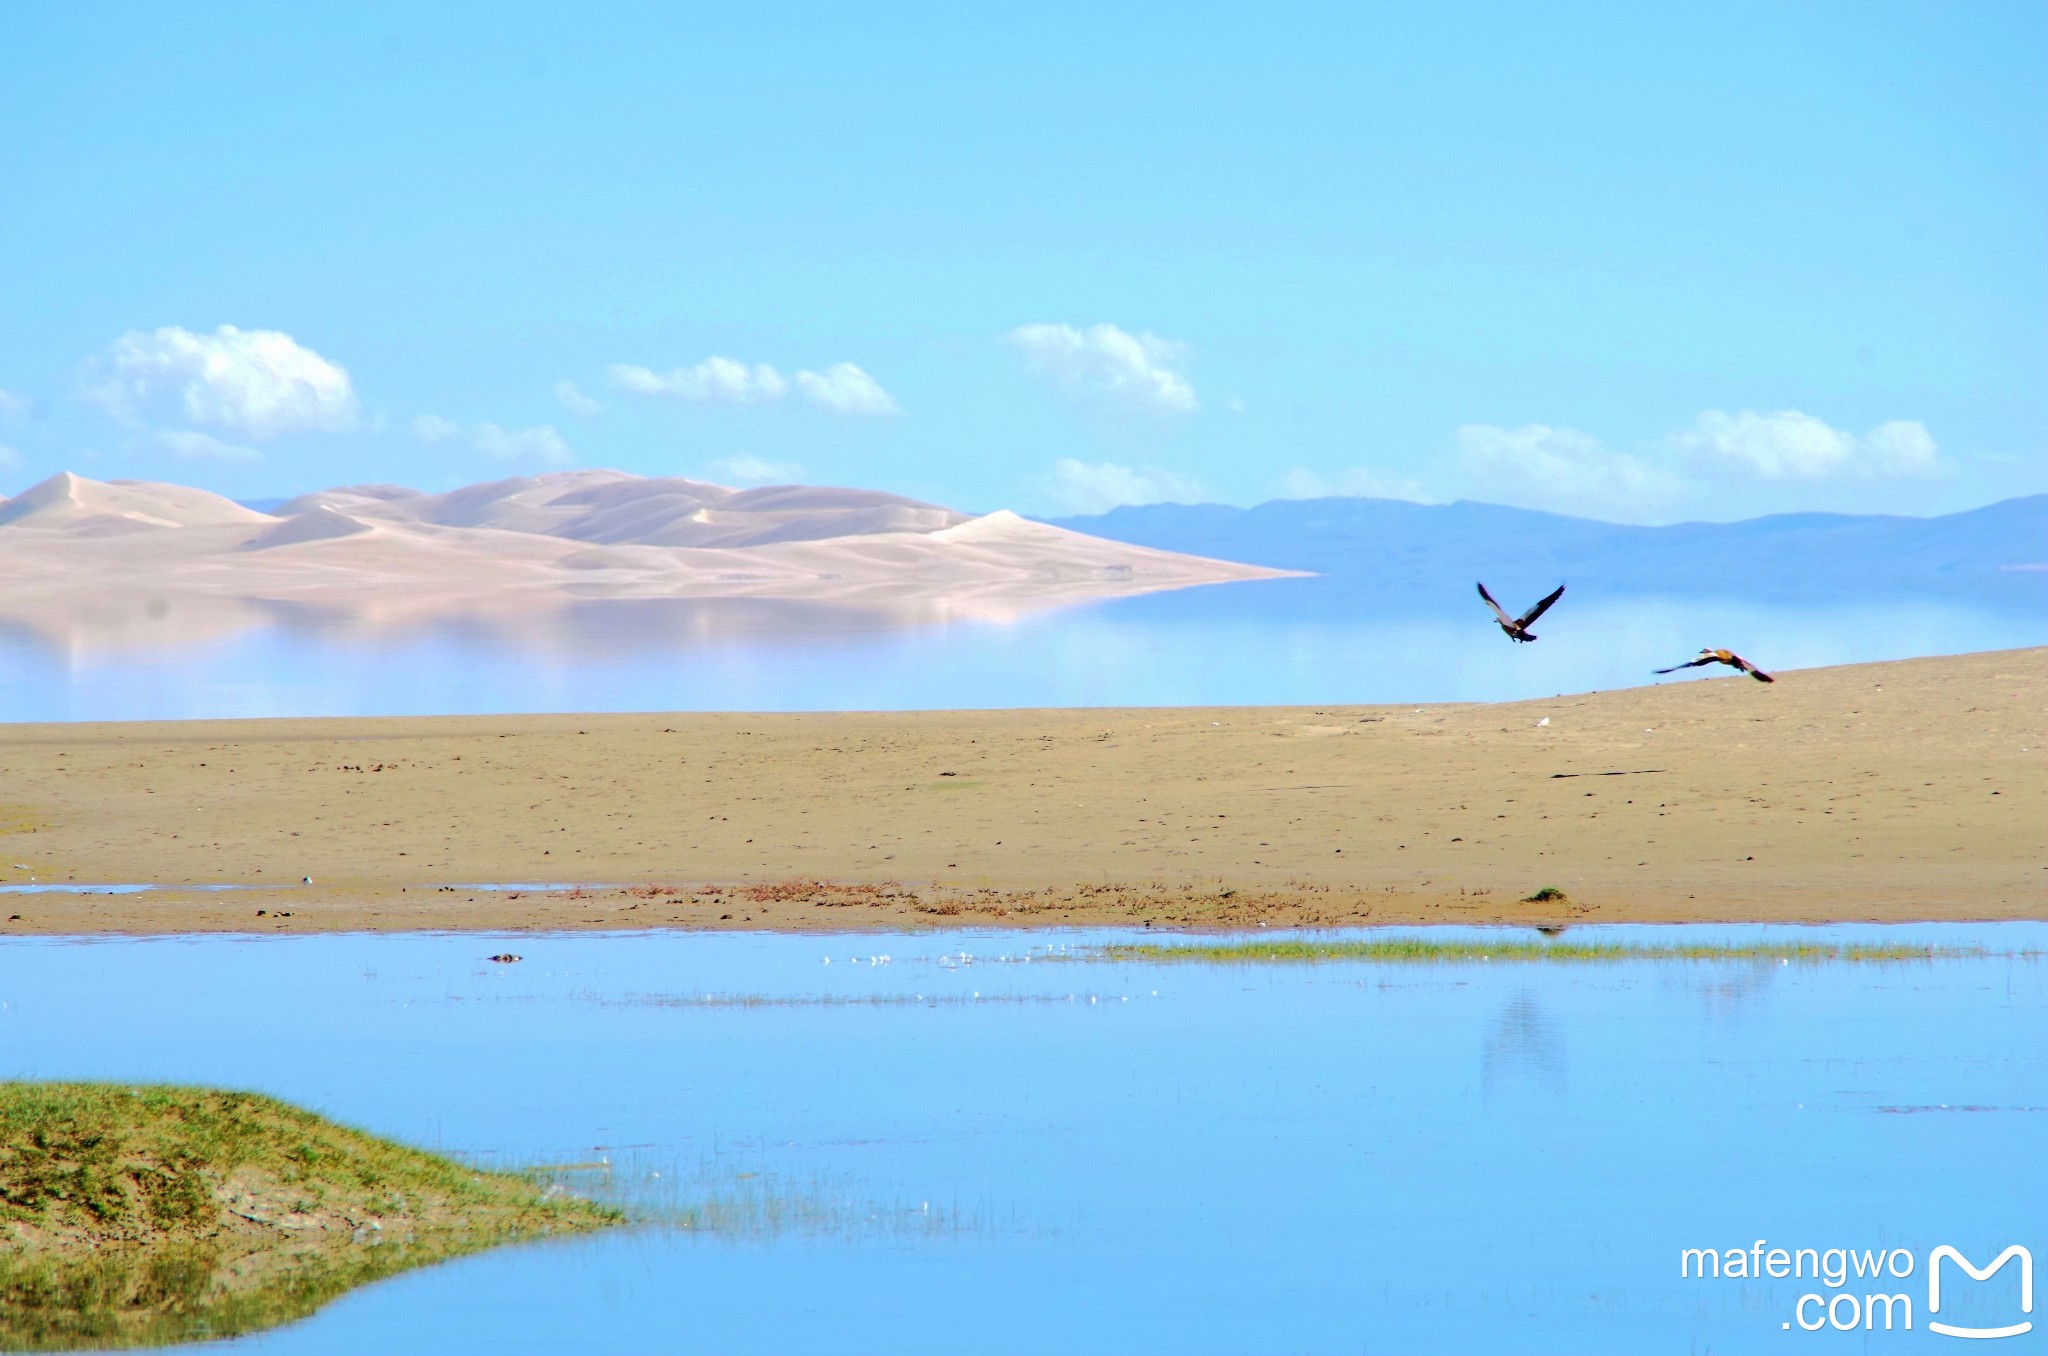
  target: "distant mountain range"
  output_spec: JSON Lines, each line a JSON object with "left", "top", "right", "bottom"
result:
{"left": 1048, "top": 495, "right": 2048, "bottom": 600}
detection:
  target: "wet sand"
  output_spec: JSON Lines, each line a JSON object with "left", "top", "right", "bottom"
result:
{"left": 0, "top": 648, "right": 2039, "bottom": 934}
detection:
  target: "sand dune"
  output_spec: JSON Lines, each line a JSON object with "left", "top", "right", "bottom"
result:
{"left": 0, "top": 470, "right": 274, "bottom": 533}
{"left": 240, "top": 505, "right": 375, "bottom": 551}
{"left": 0, "top": 470, "right": 1295, "bottom": 648}
{"left": 272, "top": 470, "right": 971, "bottom": 547}
{"left": 0, "top": 648, "right": 2038, "bottom": 934}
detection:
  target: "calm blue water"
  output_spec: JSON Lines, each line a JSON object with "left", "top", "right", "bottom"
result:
{"left": 0, "top": 579, "right": 2039, "bottom": 721}
{"left": 4, "top": 924, "right": 2044, "bottom": 1353}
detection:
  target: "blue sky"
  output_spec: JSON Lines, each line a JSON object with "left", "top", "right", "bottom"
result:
{"left": 1, "top": 1, "right": 2042, "bottom": 522}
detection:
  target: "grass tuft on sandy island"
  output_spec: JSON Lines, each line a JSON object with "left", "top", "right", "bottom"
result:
{"left": 0, "top": 1082, "right": 618, "bottom": 1350}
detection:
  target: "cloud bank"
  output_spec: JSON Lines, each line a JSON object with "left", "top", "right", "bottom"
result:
{"left": 610, "top": 357, "right": 896, "bottom": 415}
{"left": 413, "top": 415, "right": 572, "bottom": 466}
{"left": 793, "top": 363, "right": 898, "bottom": 415}
{"left": 1006, "top": 323, "right": 1198, "bottom": 414}
{"left": 1673, "top": 409, "right": 1940, "bottom": 480}
{"left": 1452, "top": 423, "right": 1688, "bottom": 519}
{"left": 554, "top": 380, "right": 603, "bottom": 418}
{"left": 83, "top": 325, "right": 358, "bottom": 440}
{"left": 1287, "top": 409, "right": 1945, "bottom": 522}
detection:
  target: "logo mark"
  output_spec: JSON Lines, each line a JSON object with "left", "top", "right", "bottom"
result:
{"left": 1929, "top": 1245, "right": 2033, "bottom": 1341}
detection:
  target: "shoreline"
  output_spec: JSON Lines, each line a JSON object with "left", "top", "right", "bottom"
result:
{"left": 1, "top": 871, "right": 2042, "bottom": 936}
{"left": 2, "top": 647, "right": 2040, "bottom": 936}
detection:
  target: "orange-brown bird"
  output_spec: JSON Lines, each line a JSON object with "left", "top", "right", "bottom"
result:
{"left": 1476, "top": 581, "right": 1565, "bottom": 643}
{"left": 1654, "top": 649, "right": 1774, "bottom": 682}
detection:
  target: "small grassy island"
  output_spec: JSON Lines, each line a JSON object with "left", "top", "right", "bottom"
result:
{"left": 0, "top": 1083, "right": 619, "bottom": 1350}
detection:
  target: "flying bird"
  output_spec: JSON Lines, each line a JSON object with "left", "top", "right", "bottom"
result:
{"left": 1476, "top": 581, "right": 1565, "bottom": 643}
{"left": 1654, "top": 649, "right": 1774, "bottom": 683}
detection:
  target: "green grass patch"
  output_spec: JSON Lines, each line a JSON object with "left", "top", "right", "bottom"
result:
{"left": 1087, "top": 939, "right": 1991, "bottom": 966}
{"left": 0, "top": 1082, "right": 619, "bottom": 1350}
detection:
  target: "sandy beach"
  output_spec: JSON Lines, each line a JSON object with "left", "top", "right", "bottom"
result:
{"left": 0, "top": 647, "right": 2038, "bottom": 934}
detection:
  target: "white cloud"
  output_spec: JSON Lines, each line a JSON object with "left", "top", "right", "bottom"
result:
{"left": 555, "top": 380, "right": 603, "bottom": 418}
{"left": 611, "top": 356, "right": 897, "bottom": 416}
{"left": 1045, "top": 458, "right": 1205, "bottom": 515}
{"left": 155, "top": 429, "right": 261, "bottom": 463}
{"left": 411, "top": 414, "right": 462, "bottom": 443}
{"left": 1005, "top": 323, "right": 1199, "bottom": 414}
{"left": 794, "top": 363, "right": 898, "bottom": 415}
{"left": 412, "top": 415, "right": 571, "bottom": 466}
{"left": 1673, "top": 410, "right": 1942, "bottom": 479}
{"left": 0, "top": 389, "right": 42, "bottom": 419}
{"left": 611, "top": 358, "right": 789, "bottom": 404}
{"left": 1860, "top": 420, "right": 1941, "bottom": 474}
{"left": 707, "top": 455, "right": 805, "bottom": 486}
{"left": 82, "top": 325, "right": 357, "bottom": 439}
{"left": 0, "top": 444, "right": 19, "bottom": 470}
{"left": 1453, "top": 423, "right": 1688, "bottom": 520}
{"left": 1429, "top": 410, "right": 1941, "bottom": 521}
{"left": 1278, "top": 467, "right": 1433, "bottom": 502}
{"left": 1677, "top": 409, "right": 1849, "bottom": 478}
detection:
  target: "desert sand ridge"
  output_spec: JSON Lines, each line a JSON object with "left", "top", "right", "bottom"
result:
{"left": 0, "top": 471, "right": 1297, "bottom": 645}
{"left": 0, "top": 469, "right": 274, "bottom": 532}
{"left": 273, "top": 470, "right": 971, "bottom": 546}
{"left": 240, "top": 504, "right": 376, "bottom": 551}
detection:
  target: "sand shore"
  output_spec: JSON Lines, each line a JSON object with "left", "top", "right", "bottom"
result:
{"left": 1, "top": 648, "right": 2039, "bottom": 934}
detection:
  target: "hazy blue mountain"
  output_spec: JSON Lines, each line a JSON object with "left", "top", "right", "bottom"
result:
{"left": 1047, "top": 495, "right": 2048, "bottom": 602}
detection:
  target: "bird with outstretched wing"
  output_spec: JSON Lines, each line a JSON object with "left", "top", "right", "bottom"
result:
{"left": 1654, "top": 648, "right": 1774, "bottom": 682}
{"left": 1476, "top": 581, "right": 1565, "bottom": 643}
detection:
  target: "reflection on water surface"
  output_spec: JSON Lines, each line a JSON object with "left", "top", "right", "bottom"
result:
{"left": 2, "top": 922, "right": 2042, "bottom": 1353}
{"left": 3, "top": 579, "right": 2039, "bottom": 720}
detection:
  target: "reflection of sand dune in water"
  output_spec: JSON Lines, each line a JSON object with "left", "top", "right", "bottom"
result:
{"left": 0, "top": 471, "right": 1296, "bottom": 655}
{"left": 0, "top": 592, "right": 278, "bottom": 658}
{"left": 0, "top": 587, "right": 1193, "bottom": 659}
{"left": 263, "top": 594, "right": 1087, "bottom": 656}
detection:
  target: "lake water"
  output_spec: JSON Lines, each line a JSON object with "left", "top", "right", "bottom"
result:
{"left": 4, "top": 924, "right": 2044, "bottom": 1353}
{"left": 0, "top": 578, "right": 2039, "bottom": 722}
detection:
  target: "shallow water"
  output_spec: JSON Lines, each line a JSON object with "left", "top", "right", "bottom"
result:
{"left": 4, "top": 923, "right": 2044, "bottom": 1352}
{"left": 0, "top": 882, "right": 558, "bottom": 896}
{"left": 2, "top": 580, "right": 2039, "bottom": 721}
